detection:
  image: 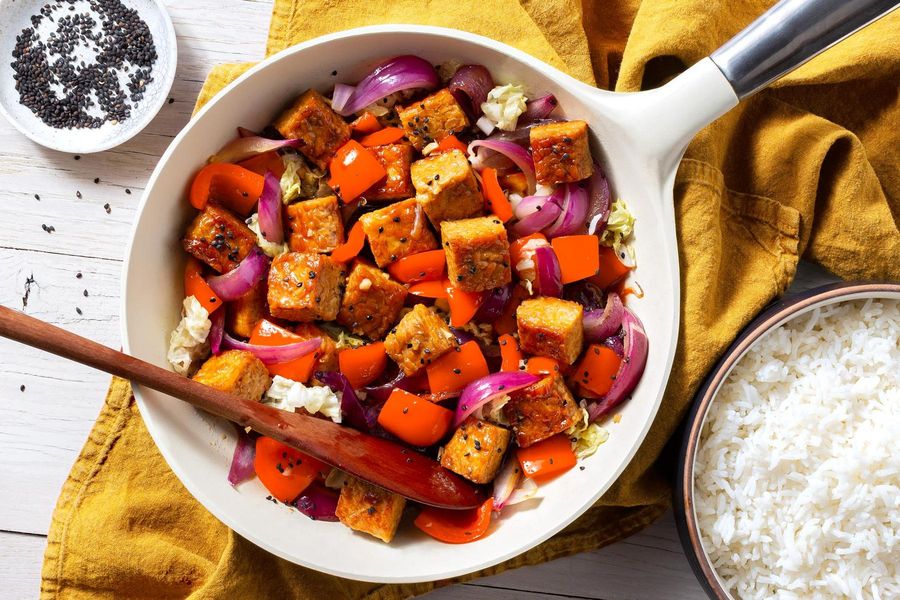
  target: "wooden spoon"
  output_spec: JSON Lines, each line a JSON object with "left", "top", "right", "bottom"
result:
{"left": 0, "top": 305, "right": 483, "bottom": 509}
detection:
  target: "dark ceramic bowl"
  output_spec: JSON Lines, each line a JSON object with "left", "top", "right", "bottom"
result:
{"left": 674, "top": 281, "right": 900, "bottom": 599}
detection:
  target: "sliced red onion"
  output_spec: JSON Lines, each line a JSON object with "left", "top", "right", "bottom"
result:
{"left": 222, "top": 332, "right": 320, "bottom": 365}
{"left": 257, "top": 171, "right": 284, "bottom": 243}
{"left": 316, "top": 371, "right": 378, "bottom": 431}
{"left": 534, "top": 246, "right": 562, "bottom": 297}
{"left": 474, "top": 284, "right": 512, "bottom": 322}
{"left": 544, "top": 182, "right": 589, "bottom": 238}
{"left": 492, "top": 456, "right": 521, "bottom": 511}
{"left": 209, "top": 305, "right": 225, "bottom": 355}
{"left": 364, "top": 370, "right": 425, "bottom": 403}
{"left": 586, "top": 166, "right": 612, "bottom": 235}
{"left": 209, "top": 136, "right": 298, "bottom": 164}
{"left": 330, "top": 83, "right": 355, "bottom": 113}
{"left": 587, "top": 308, "right": 649, "bottom": 421}
{"left": 603, "top": 333, "right": 625, "bottom": 357}
{"left": 513, "top": 193, "right": 551, "bottom": 220}
{"left": 521, "top": 93, "right": 558, "bottom": 123}
{"left": 563, "top": 280, "right": 606, "bottom": 311}
{"left": 207, "top": 248, "right": 270, "bottom": 301}
{"left": 448, "top": 64, "right": 494, "bottom": 119}
{"left": 292, "top": 482, "right": 339, "bottom": 521}
{"left": 583, "top": 293, "right": 624, "bottom": 342}
{"left": 454, "top": 372, "right": 539, "bottom": 427}
{"left": 227, "top": 426, "right": 257, "bottom": 487}
{"left": 487, "top": 119, "right": 559, "bottom": 148}
{"left": 450, "top": 327, "right": 477, "bottom": 346}
{"left": 510, "top": 192, "right": 562, "bottom": 237}
{"left": 468, "top": 139, "right": 536, "bottom": 194}
{"left": 330, "top": 55, "right": 439, "bottom": 116}
{"left": 506, "top": 478, "right": 538, "bottom": 506}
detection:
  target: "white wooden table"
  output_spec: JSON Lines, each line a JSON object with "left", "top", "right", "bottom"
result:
{"left": 0, "top": 2, "right": 839, "bottom": 597}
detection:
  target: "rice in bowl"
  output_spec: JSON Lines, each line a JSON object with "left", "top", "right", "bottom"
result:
{"left": 695, "top": 298, "right": 899, "bottom": 600}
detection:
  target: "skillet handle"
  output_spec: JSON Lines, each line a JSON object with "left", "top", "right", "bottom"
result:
{"left": 710, "top": 0, "right": 899, "bottom": 99}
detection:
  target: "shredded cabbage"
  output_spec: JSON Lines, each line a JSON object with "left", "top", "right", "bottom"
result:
{"left": 166, "top": 296, "right": 211, "bottom": 375}
{"left": 245, "top": 213, "right": 287, "bottom": 258}
{"left": 599, "top": 198, "right": 636, "bottom": 259}
{"left": 480, "top": 84, "right": 528, "bottom": 131}
{"left": 573, "top": 423, "right": 610, "bottom": 459}
{"left": 263, "top": 375, "right": 342, "bottom": 423}
{"left": 318, "top": 322, "right": 367, "bottom": 351}
{"left": 279, "top": 152, "right": 322, "bottom": 202}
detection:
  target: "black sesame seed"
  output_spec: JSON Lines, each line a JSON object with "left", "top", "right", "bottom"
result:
{"left": 75, "top": 307, "right": 82, "bottom": 315}
{"left": 20, "top": 385, "right": 26, "bottom": 392}
{"left": 103, "top": 203, "right": 111, "bottom": 214}
{"left": 94, "top": 178, "right": 100, "bottom": 184}
{"left": 83, "top": 289, "right": 88, "bottom": 297}
{"left": 76, "top": 190, "right": 82, "bottom": 198}
{"left": 34, "top": 194, "right": 40, "bottom": 200}
{"left": 75, "top": 272, "right": 82, "bottom": 279}
{"left": 125, "top": 188, "right": 131, "bottom": 195}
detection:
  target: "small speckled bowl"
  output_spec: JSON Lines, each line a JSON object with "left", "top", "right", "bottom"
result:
{"left": 674, "top": 281, "right": 900, "bottom": 599}
{"left": 0, "top": 0, "right": 177, "bottom": 154}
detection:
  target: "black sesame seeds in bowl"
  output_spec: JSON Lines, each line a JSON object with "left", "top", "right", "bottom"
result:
{"left": 0, "top": 0, "right": 176, "bottom": 153}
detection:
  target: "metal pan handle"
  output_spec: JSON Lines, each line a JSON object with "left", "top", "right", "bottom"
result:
{"left": 710, "top": 0, "right": 899, "bottom": 99}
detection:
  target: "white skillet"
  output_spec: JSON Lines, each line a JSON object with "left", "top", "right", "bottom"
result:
{"left": 121, "top": 0, "right": 898, "bottom": 583}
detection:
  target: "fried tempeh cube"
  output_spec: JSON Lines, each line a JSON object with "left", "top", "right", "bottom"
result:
{"left": 365, "top": 143, "right": 414, "bottom": 201}
{"left": 441, "top": 216, "right": 512, "bottom": 292}
{"left": 411, "top": 149, "right": 483, "bottom": 226}
{"left": 440, "top": 418, "right": 511, "bottom": 484}
{"left": 293, "top": 322, "right": 339, "bottom": 372}
{"left": 182, "top": 204, "right": 258, "bottom": 273}
{"left": 285, "top": 195, "right": 344, "bottom": 254}
{"left": 530, "top": 120, "right": 594, "bottom": 185}
{"left": 192, "top": 350, "right": 270, "bottom": 401}
{"left": 503, "top": 373, "right": 580, "bottom": 447}
{"left": 516, "top": 297, "right": 584, "bottom": 364}
{"left": 335, "top": 476, "right": 406, "bottom": 543}
{"left": 273, "top": 89, "right": 351, "bottom": 169}
{"left": 384, "top": 304, "right": 457, "bottom": 375}
{"left": 336, "top": 261, "right": 407, "bottom": 339}
{"left": 225, "top": 280, "right": 267, "bottom": 338}
{"left": 358, "top": 198, "right": 438, "bottom": 267}
{"left": 397, "top": 89, "right": 469, "bottom": 150}
{"left": 267, "top": 252, "right": 344, "bottom": 322}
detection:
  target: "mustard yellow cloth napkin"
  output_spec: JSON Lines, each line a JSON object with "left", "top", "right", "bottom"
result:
{"left": 41, "top": 1, "right": 900, "bottom": 598}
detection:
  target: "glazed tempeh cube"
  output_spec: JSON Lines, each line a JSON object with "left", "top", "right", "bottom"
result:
{"left": 267, "top": 252, "right": 344, "bottom": 322}
{"left": 411, "top": 149, "right": 483, "bottom": 225}
{"left": 273, "top": 89, "right": 351, "bottom": 169}
{"left": 441, "top": 216, "right": 512, "bottom": 292}
{"left": 337, "top": 261, "right": 407, "bottom": 339}
{"left": 182, "top": 204, "right": 258, "bottom": 274}
{"left": 530, "top": 120, "right": 594, "bottom": 185}
{"left": 192, "top": 350, "right": 270, "bottom": 401}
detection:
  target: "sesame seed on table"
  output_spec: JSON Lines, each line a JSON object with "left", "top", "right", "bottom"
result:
{"left": 0, "top": 1, "right": 841, "bottom": 598}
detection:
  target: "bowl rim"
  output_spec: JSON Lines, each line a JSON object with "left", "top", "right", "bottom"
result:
{"left": 120, "top": 23, "right": 681, "bottom": 583}
{"left": 674, "top": 280, "right": 900, "bottom": 599}
{"left": 0, "top": 0, "right": 178, "bottom": 154}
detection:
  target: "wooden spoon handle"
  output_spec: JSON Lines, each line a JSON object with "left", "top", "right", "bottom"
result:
{"left": 0, "top": 305, "right": 482, "bottom": 509}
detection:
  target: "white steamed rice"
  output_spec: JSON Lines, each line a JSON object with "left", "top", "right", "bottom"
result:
{"left": 695, "top": 298, "right": 899, "bottom": 600}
